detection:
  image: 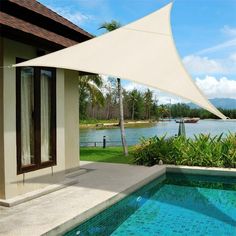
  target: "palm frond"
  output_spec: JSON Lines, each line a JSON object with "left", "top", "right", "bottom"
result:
{"left": 98, "top": 20, "right": 121, "bottom": 32}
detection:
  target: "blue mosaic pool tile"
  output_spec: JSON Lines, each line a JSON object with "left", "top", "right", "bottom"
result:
{"left": 65, "top": 174, "right": 236, "bottom": 236}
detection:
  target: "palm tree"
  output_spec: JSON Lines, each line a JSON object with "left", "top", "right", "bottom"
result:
{"left": 78, "top": 74, "right": 104, "bottom": 119}
{"left": 129, "top": 89, "right": 139, "bottom": 120}
{"left": 99, "top": 20, "right": 128, "bottom": 156}
{"left": 144, "top": 89, "right": 153, "bottom": 120}
{"left": 158, "top": 105, "right": 169, "bottom": 120}
{"left": 99, "top": 20, "right": 121, "bottom": 32}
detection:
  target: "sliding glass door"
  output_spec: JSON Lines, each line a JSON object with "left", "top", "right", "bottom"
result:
{"left": 20, "top": 67, "right": 35, "bottom": 166}
{"left": 41, "top": 70, "right": 52, "bottom": 163}
{"left": 16, "top": 60, "right": 56, "bottom": 174}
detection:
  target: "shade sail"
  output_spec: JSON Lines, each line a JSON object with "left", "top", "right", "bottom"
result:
{"left": 14, "top": 3, "right": 226, "bottom": 119}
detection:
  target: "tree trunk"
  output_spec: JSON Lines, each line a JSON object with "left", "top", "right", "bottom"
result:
{"left": 106, "top": 103, "right": 110, "bottom": 119}
{"left": 132, "top": 101, "right": 134, "bottom": 120}
{"left": 117, "top": 78, "right": 128, "bottom": 156}
{"left": 92, "top": 105, "right": 95, "bottom": 118}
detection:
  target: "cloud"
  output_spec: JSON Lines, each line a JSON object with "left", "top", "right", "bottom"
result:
{"left": 183, "top": 54, "right": 236, "bottom": 75}
{"left": 122, "top": 76, "right": 236, "bottom": 105}
{"left": 183, "top": 55, "right": 225, "bottom": 74}
{"left": 193, "top": 26, "right": 236, "bottom": 56}
{"left": 123, "top": 82, "right": 147, "bottom": 92}
{"left": 48, "top": 6, "right": 93, "bottom": 26}
{"left": 194, "top": 39, "right": 236, "bottom": 55}
{"left": 230, "top": 52, "right": 236, "bottom": 62}
{"left": 196, "top": 76, "right": 236, "bottom": 99}
{"left": 221, "top": 25, "right": 236, "bottom": 37}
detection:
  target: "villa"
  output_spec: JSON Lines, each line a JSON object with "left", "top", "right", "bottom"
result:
{"left": 0, "top": 0, "right": 92, "bottom": 203}
{"left": 0, "top": 1, "right": 236, "bottom": 236}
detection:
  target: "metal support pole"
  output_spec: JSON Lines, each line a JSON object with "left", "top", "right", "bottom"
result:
{"left": 103, "top": 136, "right": 106, "bottom": 149}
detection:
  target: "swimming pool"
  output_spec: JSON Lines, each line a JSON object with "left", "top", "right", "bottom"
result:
{"left": 65, "top": 173, "right": 236, "bottom": 236}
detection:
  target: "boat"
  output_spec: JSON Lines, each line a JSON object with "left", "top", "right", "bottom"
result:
{"left": 175, "top": 117, "right": 200, "bottom": 123}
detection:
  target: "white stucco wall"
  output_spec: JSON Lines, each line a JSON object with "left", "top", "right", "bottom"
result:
{"left": 64, "top": 70, "right": 80, "bottom": 172}
{"left": 0, "top": 37, "right": 5, "bottom": 199}
{"left": 0, "top": 38, "right": 80, "bottom": 199}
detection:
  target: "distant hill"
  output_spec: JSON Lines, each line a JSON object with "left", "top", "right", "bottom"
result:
{"left": 188, "top": 98, "right": 236, "bottom": 109}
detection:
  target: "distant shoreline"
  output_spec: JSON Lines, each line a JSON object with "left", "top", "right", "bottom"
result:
{"left": 80, "top": 120, "right": 158, "bottom": 129}
{"left": 79, "top": 118, "right": 235, "bottom": 129}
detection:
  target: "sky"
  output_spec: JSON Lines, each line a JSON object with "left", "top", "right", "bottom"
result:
{"left": 39, "top": 0, "right": 236, "bottom": 104}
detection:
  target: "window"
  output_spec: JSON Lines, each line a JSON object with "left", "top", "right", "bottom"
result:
{"left": 16, "top": 58, "right": 56, "bottom": 174}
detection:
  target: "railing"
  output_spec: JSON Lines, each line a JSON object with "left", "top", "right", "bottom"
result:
{"left": 80, "top": 141, "right": 122, "bottom": 147}
{"left": 80, "top": 136, "right": 128, "bottom": 148}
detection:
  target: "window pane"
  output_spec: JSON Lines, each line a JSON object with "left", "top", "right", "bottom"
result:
{"left": 41, "top": 70, "right": 52, "bottom": 162}
{"left": 21, "top": 67, "right": 34, "bottom": 166}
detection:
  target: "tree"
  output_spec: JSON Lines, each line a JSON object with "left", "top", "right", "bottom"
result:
{"left": 104, "top": 78, "right": 117, "bottom": 119}
{"left": 144, "top": 89, "right": 153, "bottom": 120}
{"left": 128, "top": 89, "right": 139, "bottom": 120}
{"left": 158, "top": 105, "right": 169, "bottom": 119}
{"left": 78, "top": 74, "right": 104, "bottom": 119}
{"left": 99, "top": 20, "right": 128, "bottom": 156}
{"left": 99, "top": 20, "right": 121, "bottom": 32}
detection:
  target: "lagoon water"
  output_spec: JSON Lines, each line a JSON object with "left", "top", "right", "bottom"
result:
{"left": 80, "top": 119, "right": 236, "bottom": 146}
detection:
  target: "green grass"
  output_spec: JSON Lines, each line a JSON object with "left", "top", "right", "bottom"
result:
{"left": 80, "top": 146, "right": 134, "bottom": 164}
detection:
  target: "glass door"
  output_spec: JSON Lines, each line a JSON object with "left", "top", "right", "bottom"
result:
{"left": 16, "top": 59, "right": 56, "bottom": 174}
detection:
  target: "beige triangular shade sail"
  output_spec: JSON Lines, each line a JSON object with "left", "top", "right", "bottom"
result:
{"left": 14, "top": 3, "right": 226, "bottom": 119}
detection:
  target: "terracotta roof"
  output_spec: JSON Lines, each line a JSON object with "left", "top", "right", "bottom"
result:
{"left": 0, "top": 12, "right": 78, "bottom": 48}
{"left": 8, "top": 0, "right": 93, "bottom": 39}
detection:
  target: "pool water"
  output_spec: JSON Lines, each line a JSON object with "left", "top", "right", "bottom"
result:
{"left": 65, "top": 173, "right": 236, "bottom": 236}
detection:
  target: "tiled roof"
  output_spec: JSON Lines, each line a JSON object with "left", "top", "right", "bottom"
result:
{"left": 0, "top": 12, "right": 79, "bottom": 47}
{"left": 8, "top": 0, "right": 93, "bottom": 39}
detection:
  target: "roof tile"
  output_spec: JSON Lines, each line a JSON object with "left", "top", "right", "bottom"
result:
{"left": 8, "top": 0, "right": 93, "bottom": 38}
{"left": 0, "top": 12, "right": 79, "bottom": 47}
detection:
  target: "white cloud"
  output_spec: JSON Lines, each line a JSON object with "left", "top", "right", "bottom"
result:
{"left": 193, "top": 26, "right": 236, "bottom": 56}
{"left": 221, "top": 25, "right": 236, "bottom": 37}
{"left": 196, "top": 76, "right": 236, "bottom": 99}
{"left": 183, "top": 54, "right": 236, "bottom": 75}
{"left": 122, "top": 77, "right": 236, "bottom": 104}
{"left": 183, "top": 55, "right": 225, "bottom": 74}
{"left": 230, "top": 52, "right": 236, "bottom": 62}
{"left": 195, "top": 39, "right": 236, "bottom": 55}
{"left": 123, "top": 82, "right": 147, "bottom": 92}
{"left": 48, "top": 6, "right": 93, "bottom": 26}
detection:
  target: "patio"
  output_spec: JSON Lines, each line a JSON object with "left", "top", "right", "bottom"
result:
{"left": 0, "top": 161, "right": 165, "bottom": 236}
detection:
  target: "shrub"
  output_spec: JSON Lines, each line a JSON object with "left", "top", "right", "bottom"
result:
{"left": 133, "top": 133, "right": 236, "bottom": 168}
{"left": 133, "top": 136, "right": 173, "bottom": 166}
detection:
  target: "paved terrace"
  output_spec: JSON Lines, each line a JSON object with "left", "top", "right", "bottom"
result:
{"left": 0, "top": 161, "right": 165, "bottom": 236}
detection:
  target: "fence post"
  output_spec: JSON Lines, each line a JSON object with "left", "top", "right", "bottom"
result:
{"left": 103, "top": 136, "right": 106, "bottom": 149}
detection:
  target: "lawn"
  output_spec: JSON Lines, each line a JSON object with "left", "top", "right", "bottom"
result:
{"left": 80, "top": 146, "right": 134, "bottom": 164}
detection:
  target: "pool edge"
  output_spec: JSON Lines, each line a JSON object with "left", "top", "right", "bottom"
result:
{"left": 43, "top": 165, "right": 236, "bottom": 236}
{"left": 42, "top": 166, "right": 166, "bottom": 236}
{"left": 166, "top": 165, "right": 236, "bottom": 177}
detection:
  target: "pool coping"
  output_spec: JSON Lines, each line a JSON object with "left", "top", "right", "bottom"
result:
{"left": 43, "top": 164, "right": 236, "bottom": 236}
{"left": 166, "top": 165, "right": 236, "bottom": 177}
